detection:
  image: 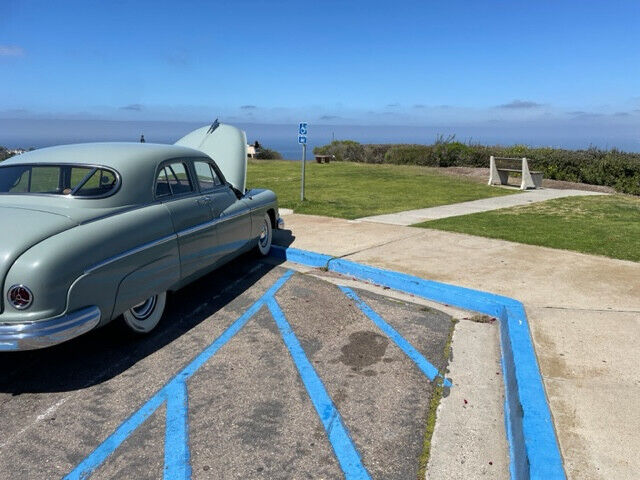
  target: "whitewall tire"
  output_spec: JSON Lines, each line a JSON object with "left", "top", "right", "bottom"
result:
{"left": 122, "top": 292, "right": 167, "bottom": 334}
{"left": 257, "top": 213, "right": 273, "bottom": 256}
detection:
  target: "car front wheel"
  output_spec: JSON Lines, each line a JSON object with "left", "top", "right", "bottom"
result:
{"left": 257, "top": 213, "right": 273, "bottom": 256}
{"left": 122, "top": 292, "right": 167, "bottom": 333}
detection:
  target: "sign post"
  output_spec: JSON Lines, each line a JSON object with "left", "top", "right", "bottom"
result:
{"left": 298, "top": 122, "right": 308, "bottom": 201}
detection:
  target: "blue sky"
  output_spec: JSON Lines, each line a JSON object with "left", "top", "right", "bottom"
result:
{"left": 1, "top": 1, "right": 639, "bottom": 150}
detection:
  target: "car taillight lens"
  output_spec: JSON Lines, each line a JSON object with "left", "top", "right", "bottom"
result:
{"left": 8, "top": 285, "right": 33, "bottom": 310}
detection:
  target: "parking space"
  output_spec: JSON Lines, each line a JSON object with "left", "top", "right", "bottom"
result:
{"left": 0, "top": 254, "right": 468, "bottom": 479}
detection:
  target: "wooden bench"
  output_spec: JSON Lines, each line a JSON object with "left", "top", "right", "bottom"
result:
{"left": 488, "top": 156, "right": 543, "bottom": 190}
{"left": 315, "top": 155, "right": 334, "bottom": 164}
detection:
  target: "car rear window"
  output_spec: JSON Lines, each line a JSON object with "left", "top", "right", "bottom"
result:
{"left": 0, "top": 164, "right": 119, "bottom": 197}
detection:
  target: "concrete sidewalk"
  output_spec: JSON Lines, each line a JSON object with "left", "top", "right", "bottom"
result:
{"left": 275, "top": 213, "right": 640, "bottom": 480}
{"left": 357, "top": 188, "right": 605, "bottom": 225}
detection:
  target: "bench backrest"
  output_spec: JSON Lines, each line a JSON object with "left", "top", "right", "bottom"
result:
{"left": 493, "top": 156, "right": 525, "bottom": 170}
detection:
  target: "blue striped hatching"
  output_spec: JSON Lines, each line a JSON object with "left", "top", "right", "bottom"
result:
{"left": 267, "top": 298, "right": 371, "bottom": 480}
{"left": 269, "top": 245, "right": 566, "bottom": 480}
{"left": 63, "top": 270, "right": 294, "bottom": 480}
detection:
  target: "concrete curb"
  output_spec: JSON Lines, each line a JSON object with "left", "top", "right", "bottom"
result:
{"left": 269, "top": 245, "right": 565, "bottom": 480}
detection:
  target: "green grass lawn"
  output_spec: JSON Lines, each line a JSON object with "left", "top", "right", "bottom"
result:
{"left": 247, "top": 160, "right": 516, "bottom": 219}
{"left": 416, "top": 195, "right": 640, "bottom": 262}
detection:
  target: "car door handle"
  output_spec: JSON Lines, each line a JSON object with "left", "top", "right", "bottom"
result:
{"left": 197, "top": 196, "right": 212, "bottom": 206}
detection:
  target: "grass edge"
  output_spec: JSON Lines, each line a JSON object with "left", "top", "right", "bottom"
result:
{"left": 417, "top": 317, "right": 457, "bottom": 479}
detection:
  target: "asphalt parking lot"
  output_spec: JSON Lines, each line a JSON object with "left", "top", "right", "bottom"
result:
{"left": 0, "top": 253, "right": 458, "bottom": 479}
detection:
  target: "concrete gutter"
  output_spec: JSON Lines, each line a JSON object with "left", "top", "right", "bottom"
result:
{"left": 270, "top": 245, "right": 565, "bottom": 480}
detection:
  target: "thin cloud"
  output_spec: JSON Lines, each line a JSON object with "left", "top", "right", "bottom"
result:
{"left": 120, "top": 104, "right": 144, "bottom": 111}
{"left": 497, "top": 99, "right": 544, "bottom": 109}
{"left": 164, "top": 51, "right": 190, "bottom": 66}
{"left": 240, "top": 105, "right": 257, "bottom": 110}
{"left": 0, "top": 45, "right": 24, "bottom": 57}
{"left": 413, "top": 104, "right": 426, "bottom": 109}
{"left": 569, "top": 111, "right": 604, "bottom": 119}
{"left": 0, "top": 108, "right": 28, "bottom": 115}
{"left": 386, "top": 103, "right": 400, "bottom": 108}
{"left": 319, "top": 115, "right": 342, "bottom": 120}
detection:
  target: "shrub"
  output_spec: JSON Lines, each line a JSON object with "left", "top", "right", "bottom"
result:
{"left": 0, "top": 147, "right": 13, "bottom": 162}
{"left": 313, "top": 140, "right": 366, "bottom": 162}
{"left": 254, "top": 147, "right": 283, "bottom": 160}
{"left": 384, "top": 145, "right": 437, "bottom": 166}
{"left": 312, "top": 139, "right": 640, "bottom": 195}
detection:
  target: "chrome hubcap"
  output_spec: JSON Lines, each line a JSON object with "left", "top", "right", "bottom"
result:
{"left": 259, "top": 221, "right": 269, "bottom": 247}
{"left": 131, "top": 296, "right": 157, "bottom": 320}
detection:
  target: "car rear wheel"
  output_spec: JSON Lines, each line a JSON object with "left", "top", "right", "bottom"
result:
{"left": 257, "top": 213, "right": 273, "bottom": 256}
{"left": 122, "top": 292, "right": 167, "bottom": 334}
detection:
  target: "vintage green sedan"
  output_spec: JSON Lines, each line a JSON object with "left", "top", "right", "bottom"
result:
{"left": 0, "top": 122, "right": 283, "bottom": 351}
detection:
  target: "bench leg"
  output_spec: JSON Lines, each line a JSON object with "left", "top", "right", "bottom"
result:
{"left": 521, "top": 158, "right": 540, "bottom": 189}
{"left": 531, "top": 172, "right": 543, "bottom": 188}
{"left": 489, "top": 156, "right": 508, "bottom": 185}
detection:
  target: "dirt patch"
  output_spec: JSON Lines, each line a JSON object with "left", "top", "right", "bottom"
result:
{"left": 464, "top": 314, "right": 497, "bottom": 324}
{"left": 338, "top": 330, "right": 389, "bottom": 371}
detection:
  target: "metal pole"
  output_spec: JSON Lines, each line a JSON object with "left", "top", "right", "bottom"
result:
{"left": 301, "top": 143, "right": 306, "bottom": 201}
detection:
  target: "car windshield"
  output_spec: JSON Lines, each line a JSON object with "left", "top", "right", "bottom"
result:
{"left": 0, "top": 164, "right": 118, "bottom": 197}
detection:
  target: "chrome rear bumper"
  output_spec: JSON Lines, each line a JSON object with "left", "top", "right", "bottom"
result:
{"left": 0, "top": 306, "right": 101, "bottom": 351}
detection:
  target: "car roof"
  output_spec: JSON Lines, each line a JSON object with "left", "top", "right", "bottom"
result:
{"left": 2, "top": 142, "right": 207, "bottom": 171}
{"left": 0, "top": 143, "right": 213, "bottom": 207}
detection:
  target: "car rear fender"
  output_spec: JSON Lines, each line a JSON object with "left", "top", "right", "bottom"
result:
{"left": 2, "top": 204, "right": 177, "bottom": 324}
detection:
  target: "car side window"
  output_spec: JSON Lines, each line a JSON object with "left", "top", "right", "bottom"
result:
{"left": 155, "top": 168, "right": 171, "bottom": 197}
{"left": 155, "top": 162, "right": 193, "bottom": 197}
{"left": 194, "top": 161, "right": 216, "bottom": 191}
{"left": 210, "top": 163, "right": 223, "bottom": 186}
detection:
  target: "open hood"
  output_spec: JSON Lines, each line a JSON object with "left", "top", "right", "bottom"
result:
{"left": 174, "top": 122, "right": 247, "bottom": 192}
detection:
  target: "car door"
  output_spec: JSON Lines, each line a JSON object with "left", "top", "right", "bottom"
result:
{"left": 192, "top": 159, "right": 252, "bottom": 262}
{"left": 155, "top": 160, "right": 216, "bottom": 281}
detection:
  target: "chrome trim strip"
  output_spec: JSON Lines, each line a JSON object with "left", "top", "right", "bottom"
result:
{"left": 0, "top": 306, "right": 101, "bottom": 351}
{"left": 84, "top": 208, "right": 249, "bottom": 273}
{"left": 177, "top": 208, "right": 250, "bottom": 238}
{"left": 85, "top": 234, "right": 177, "bottom": 274}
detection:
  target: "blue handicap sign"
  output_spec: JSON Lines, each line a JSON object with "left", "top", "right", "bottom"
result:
{"left": 298, "top": 135, "right": 307, "bottom": 144}
{"left": 298, "top": 122, "right": 308, "bottom": 135}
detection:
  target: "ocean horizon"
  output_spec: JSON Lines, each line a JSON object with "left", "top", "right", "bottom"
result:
{"left": 1, "top": 118, "right": 639, "bottom": 158}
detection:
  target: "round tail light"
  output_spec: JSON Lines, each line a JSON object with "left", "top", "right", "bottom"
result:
{"left": 8, "top": 285, "right": 33, "bottom": 310}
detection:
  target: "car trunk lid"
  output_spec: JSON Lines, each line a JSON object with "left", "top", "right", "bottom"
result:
{"left": 0, "top": 204, "right": 78, "bottom": 310}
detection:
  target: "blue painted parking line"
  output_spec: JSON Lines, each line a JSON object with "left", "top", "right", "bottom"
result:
{"left": 164, "top": 380, "right": 191, "bottom": 480}
{"left": 63, "top": 391, "right": 166, "bottom": 480}
{"left": 267, "top": 298, "right": 371, "bottom": 480}
{"left": 64, "top": 270, "right": 294, "bottom": 480}
{"left": 339, "top": 286, "right": 452, "bottom": 388}
{"left": 270, "top": 246, "right": 566, "bottom": 480}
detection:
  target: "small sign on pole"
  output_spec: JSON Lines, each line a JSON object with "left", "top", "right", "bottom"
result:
{"left": 298, "top": 122, "right": 308, "bottom": 201}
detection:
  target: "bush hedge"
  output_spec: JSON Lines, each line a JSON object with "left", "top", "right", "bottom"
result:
{"left": 313, "top": 140, "right": 640, "bottom": 194}
{"left": 254, "top": 147, "right": 283, "bottom": 160}
{"left": 0, "top": 147, "right": 14, "bottom": 162}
